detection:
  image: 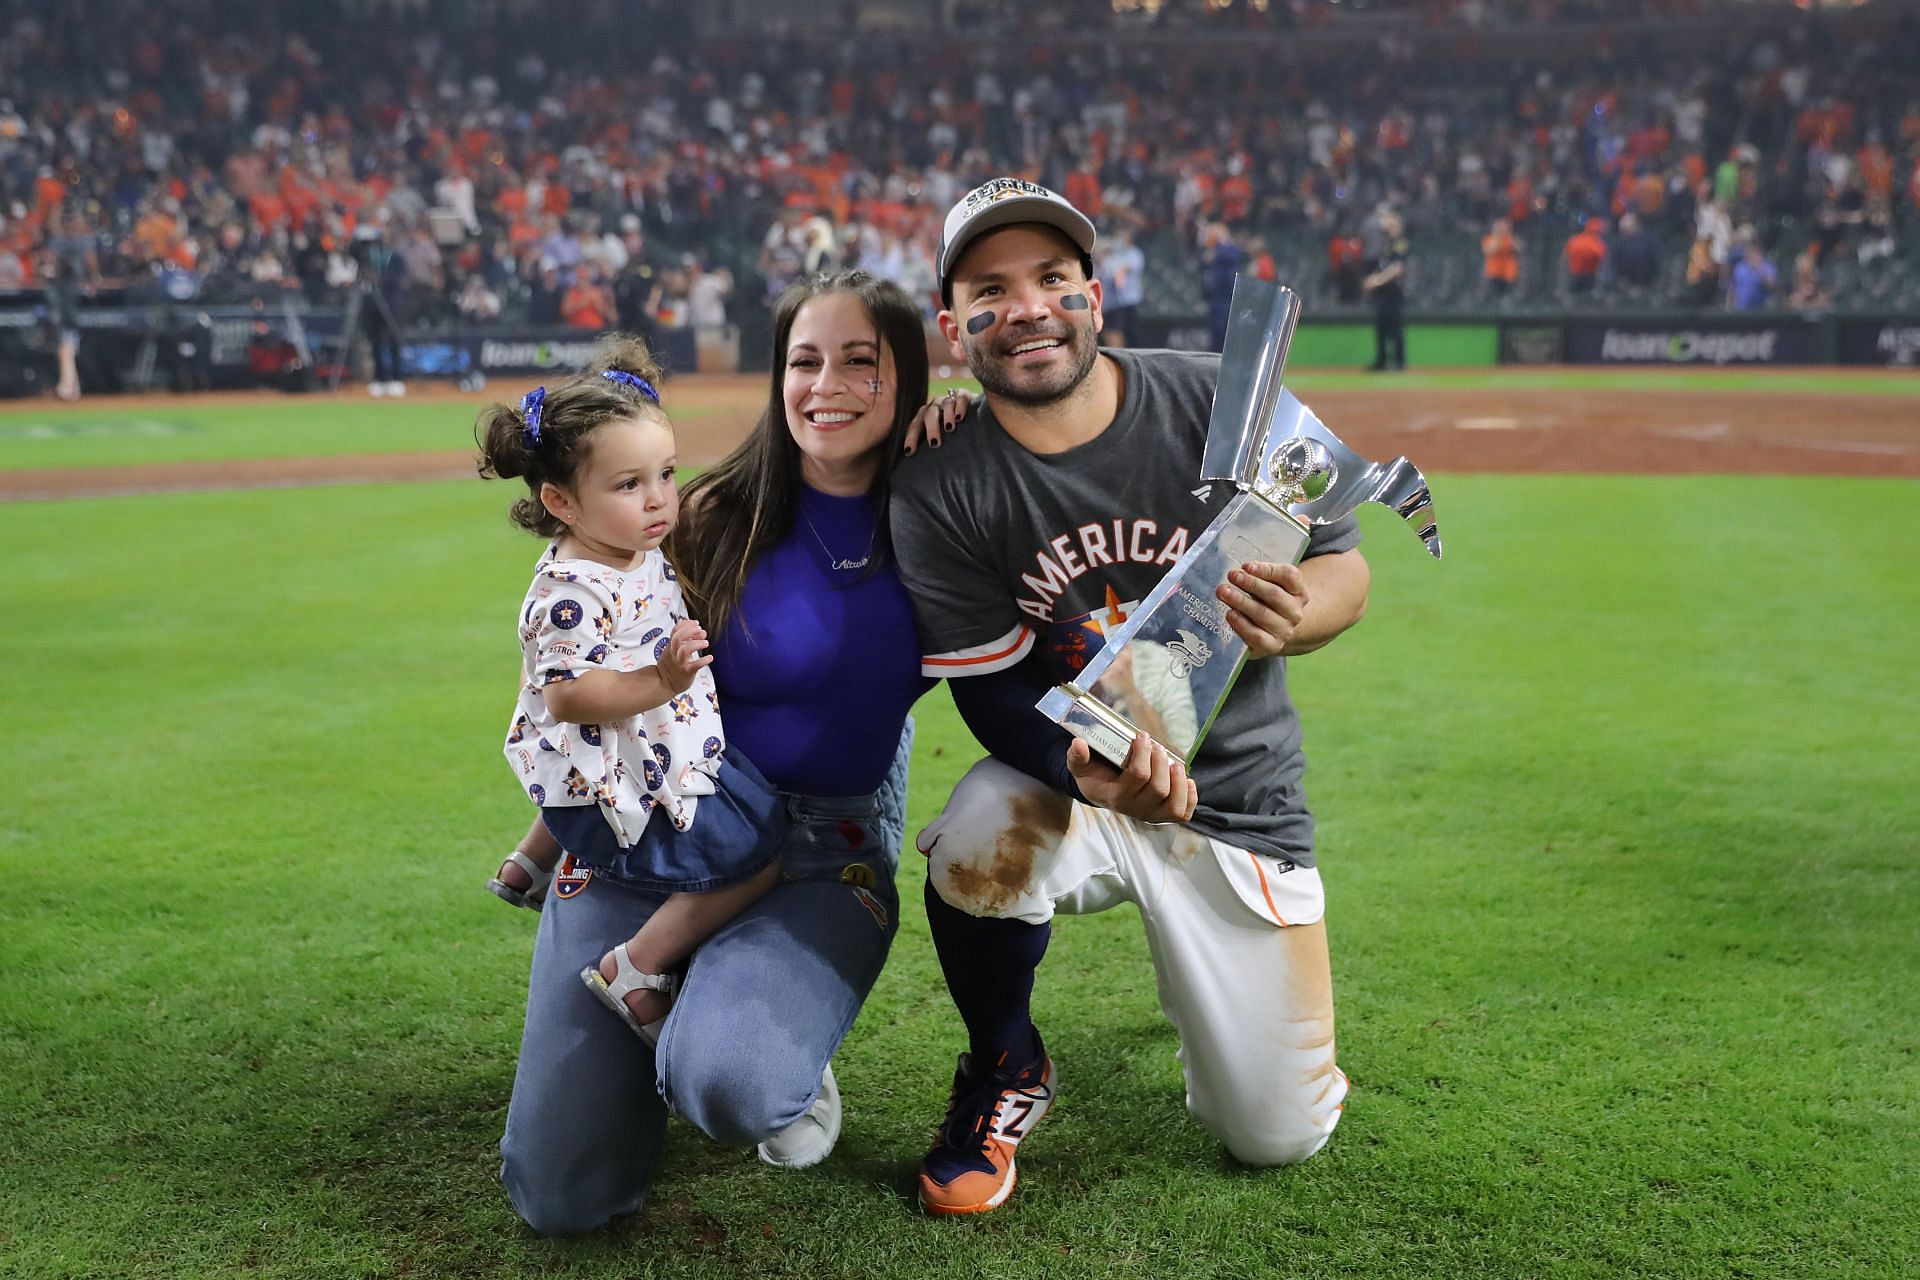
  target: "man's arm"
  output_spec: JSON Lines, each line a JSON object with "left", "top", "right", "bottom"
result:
{"left": 948, "top": 662, "right": 1079, "bottom": 798}
{"left": 948, "top": 659, "right": 1199, "bottom": 823}
{"left": 1289, "top": 548, "right": 1370, "bottom": 654}
{"left": 1362, "top": 261, "right": 1404, "bottom": 291}
{"left": 1213, "top": 547, "right": 1370, "bottom": 658}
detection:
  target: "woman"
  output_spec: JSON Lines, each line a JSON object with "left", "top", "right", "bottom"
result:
{"left": 498, "top": 270, "right": 954, "bottom": 1234}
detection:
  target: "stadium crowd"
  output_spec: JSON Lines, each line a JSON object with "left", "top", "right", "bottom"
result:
{"left": 2, "top": 0, "right": 1917, "bottom": 336}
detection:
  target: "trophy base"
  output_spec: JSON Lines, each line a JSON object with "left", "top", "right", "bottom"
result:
{"left": 1036, "top": 684, "right": 1143, "bottom": 769}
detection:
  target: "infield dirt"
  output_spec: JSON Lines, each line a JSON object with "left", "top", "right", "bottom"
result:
{"left": 3, "top": 369, "right": 1916, "bottom": 501}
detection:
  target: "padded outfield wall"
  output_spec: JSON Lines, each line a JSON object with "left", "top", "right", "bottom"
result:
{"left": 5, "top": 305, "right": 1917, "bottom": 397}
{"left": 1128, "top": 311, "right": 1920, "bottom": 370}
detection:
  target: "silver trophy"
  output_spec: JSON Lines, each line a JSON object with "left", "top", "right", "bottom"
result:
{"left": 1037, "top": 277, "right": 1443, "bottom": 767}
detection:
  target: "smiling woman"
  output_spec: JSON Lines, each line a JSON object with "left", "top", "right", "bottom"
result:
{"left": 677, "top": 271, "right": 928, "bottom": 635}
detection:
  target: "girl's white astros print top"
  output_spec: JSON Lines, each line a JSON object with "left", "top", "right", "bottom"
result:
{"left": 503, "top": 545, "right": 723, "bottom": 848}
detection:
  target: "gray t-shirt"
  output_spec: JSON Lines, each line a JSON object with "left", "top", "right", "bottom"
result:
{"left": 891, "top": 347, "right": 1361, "bottom": 866}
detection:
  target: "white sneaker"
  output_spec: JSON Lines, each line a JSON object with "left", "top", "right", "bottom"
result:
{"left": 388, "top": 381, "right": 407, "bottom": 397}
{"left": 756, "top": 1063, "right": 840, "bottom": 1169}
{"left": 368, "top": 381, "right": 388, "bottom": 397}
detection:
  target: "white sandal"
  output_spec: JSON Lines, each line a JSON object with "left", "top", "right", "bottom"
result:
{"left": 486, "top": 849, "right": 553, "bottom": 911}
{"left": 579, "top": 942, "right": 678, "bottom": 1046}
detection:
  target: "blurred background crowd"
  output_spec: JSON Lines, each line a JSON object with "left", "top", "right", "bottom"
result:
{"left": 4, "top": 0, "right": 1918, "bottom": 343}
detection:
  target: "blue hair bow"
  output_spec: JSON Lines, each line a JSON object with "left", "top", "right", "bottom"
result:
{"left": 520, "top": 386, "right": 546, "bottom": 446}
{"left": 602, "top": 369, "right": 660, "bottom": 401}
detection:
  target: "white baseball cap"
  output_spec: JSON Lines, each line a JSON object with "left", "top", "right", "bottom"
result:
{"left": 938, "top": 177, "right": 1098, "bottom": 291}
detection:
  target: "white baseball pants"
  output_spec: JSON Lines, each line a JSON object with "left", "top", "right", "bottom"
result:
{"left": 919, "top": 756, "right": 1348, "bottom": 1166}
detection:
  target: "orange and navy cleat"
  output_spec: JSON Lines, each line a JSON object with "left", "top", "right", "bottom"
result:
{"left": 916, "top": 1037, "right": 1055, "bottom": 1216}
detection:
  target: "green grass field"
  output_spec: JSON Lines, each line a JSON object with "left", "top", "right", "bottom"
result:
{"left": 2, "top": 392, "right": 1917, "bottom": 1277}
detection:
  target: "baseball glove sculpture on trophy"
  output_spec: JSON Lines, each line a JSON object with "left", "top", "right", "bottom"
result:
{"left": 1038, "top": 276, "right": 1444, "bottom": 766}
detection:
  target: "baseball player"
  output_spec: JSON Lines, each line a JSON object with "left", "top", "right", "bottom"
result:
{"left": 890, "top": 178, "right": 1372, "bottom": 1216}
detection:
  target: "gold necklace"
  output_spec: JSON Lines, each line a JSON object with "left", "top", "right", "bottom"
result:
{"left": 800, "top": 509, "right": 876, "bottom": 571}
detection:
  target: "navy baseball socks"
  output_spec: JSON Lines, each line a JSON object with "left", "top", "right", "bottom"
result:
{"left": 918, "top": 882, "right": 1056, "bottom": 1215}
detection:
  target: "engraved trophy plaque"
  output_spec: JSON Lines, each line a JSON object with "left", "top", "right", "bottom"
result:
{"left": 1037, "top": 277, "right": 1443, "bottom": 767}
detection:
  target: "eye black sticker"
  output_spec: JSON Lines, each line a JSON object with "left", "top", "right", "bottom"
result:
{"left": 966, "top": 311, "right": 997, "bottom": 334}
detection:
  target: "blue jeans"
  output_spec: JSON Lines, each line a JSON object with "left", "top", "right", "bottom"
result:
{"left": 499, "top": 720, "right": 912, "bottom": 1235}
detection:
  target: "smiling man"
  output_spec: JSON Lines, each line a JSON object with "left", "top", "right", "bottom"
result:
{"left": 890, "top": 178, "right": 1374, "bottom": 1216}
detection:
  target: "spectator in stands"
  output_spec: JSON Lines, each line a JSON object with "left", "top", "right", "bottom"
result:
{"left": 457, "top": 272, "right": 504, "bottom": 323}
{"left": 1712, "top": 149, "right": 1742, "bottom": 209}
{"left": 1609, "top": 213, "right": 1660, "bottom": 290}
{"left": 1098, "top": 224, "right": 1145, "bottom": 348}
{"left": 896, "top": 232, "right": 941, "bottom": 321}
{"left": 1328, "top": 224, "right": 1366, "bottom": 305}
{"left": 50, "top": 211, "right": 98, "bottom": 286}
{"left": 687, "top": 262, "right": 734, "bottom": 331}
{"left": 1246, "top": 236, "right": 1277, "bottom": 284}
{"left": 761, "top": 210, "right": 810, "bottom": 274}
{"left": 580, "top": 214, "right": 629, "bottom": 278}
{"left": 761, "top": 241, "right": 804, "bottom": 308}
{"left": 1787, "top": 249, "right": 1829, "bottom": 311}
{"left": 1678, "top": 236, "right": 1721, "bottom": 308}
{"left": 400, "top": 224, "right": 448, "bottom": 326}
{"left": 1362, "top": 208, "right": 1408, "bottom": 372}
{"left": 1564, "top": 217, "right": 1608, "bottom": 295}
{"left": 560, "top": 265, "right": 616, "bottom": 331}
{"left": 293, "top": 233, "right": 329, "bottom": 305}
{"left": 614, "top": 230, "right": 662, "bottom": 335}
{"left": 326, "top": 240, "right": 360, "bottom": 296}
{"left": 539, "top": 215, "right": 583, "bottom": 273}
{"left": 1728, "top": 242, "right": 1777, "bottom": 311}
{"left": 1809, "top": 183, "right": 1864, "bottom": 263}
{"left": 436, "top": 170, "right": 480, "bottom": 238}
{"left": 1696, "top": 196, "right": 1734, "bottom": 272}
{"left": 5, "top": 0, "right": 1914, "bottom": 335}
{"left": 803, "top": 216, "right": 839, "bottom": 276}
{"left": 528, "top": 260, "right": 565, "bottom": 327}
{"left": 653, "top": 263, "right": 693, "bottom": 330}
{"left": 1481, "top": 217, "right": 1519, "bottom": 298}
{"left": 1856, "top": 194, "right": 1896, "bottom": 266}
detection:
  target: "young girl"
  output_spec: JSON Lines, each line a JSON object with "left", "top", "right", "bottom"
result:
{"left": 476, "top": 336, "right": 786, "bottom": 1044}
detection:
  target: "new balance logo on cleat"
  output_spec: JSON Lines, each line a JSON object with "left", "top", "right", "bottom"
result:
{"left": 1191, "top": 484, "right": 1214, "bottom": 502}
{"left": 1001, "top": 1095, "right": 1039, "bottom": 1139}
{"left": 917, "top": 1041, "right": 1056, "bottom": 1216}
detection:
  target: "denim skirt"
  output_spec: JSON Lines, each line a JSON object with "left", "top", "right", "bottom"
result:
{"left": 540, "top": 745, "right": 787, "bottom": 893}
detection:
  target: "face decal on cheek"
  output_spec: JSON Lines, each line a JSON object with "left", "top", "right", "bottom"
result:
{"left": 1059, "top": 293, "right": 1090, "bottom": 310}
{"left": 966, "top": 311, "right": 997, "bottom": 335}
{"left": 867, "top": 377, "right": 883, "bottom": 393}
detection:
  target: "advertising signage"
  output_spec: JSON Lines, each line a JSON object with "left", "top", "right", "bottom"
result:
{"left": 1836, "top": 320, "right": 1920, "bottom": 367}
{"left": 1563, "top": 321, "right": 1823, "bottom": 365}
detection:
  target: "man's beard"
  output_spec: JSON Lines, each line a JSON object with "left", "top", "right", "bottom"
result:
{"left": 963, "top": 317, "right": 1100, "bottom": 407}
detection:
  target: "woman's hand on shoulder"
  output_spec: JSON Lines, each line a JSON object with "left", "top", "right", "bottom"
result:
{"left": 904, "top": 387, "right": 975, "bottom": 456}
